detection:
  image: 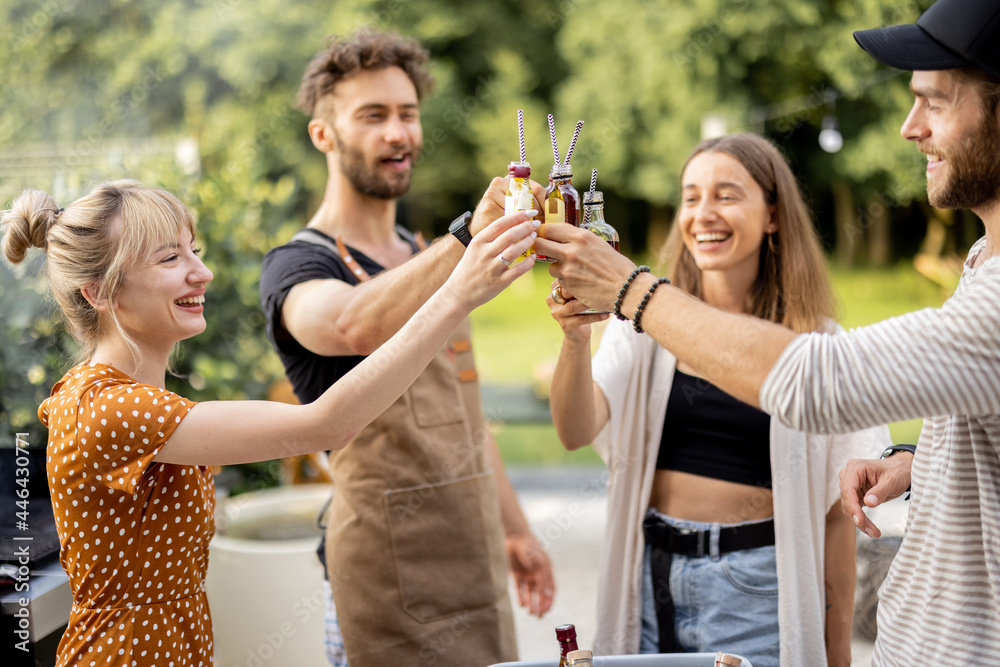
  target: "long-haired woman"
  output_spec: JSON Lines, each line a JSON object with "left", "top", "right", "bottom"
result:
{"left": 546, "top": 134, "right": 888, "bottom": 667}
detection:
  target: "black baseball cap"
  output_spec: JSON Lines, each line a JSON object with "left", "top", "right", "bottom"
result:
{"left": 853, "top": 0, "right": 1000, "bottom": 80}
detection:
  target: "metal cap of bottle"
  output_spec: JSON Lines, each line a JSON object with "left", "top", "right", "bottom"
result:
{"left": 508, "top": 161, "right": 531, "bottom": 178}
{"left": 555, "top": 624, "right": 576, "bottom": 641}
{"left": 583, "top": 190, "right": 604, "bottom": 206}
{"left": 714, "top": 652, "right": 743, "bottom": 667}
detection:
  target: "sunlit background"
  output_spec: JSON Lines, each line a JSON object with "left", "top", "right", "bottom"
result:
{"left": 1, "top": 0, "right": 962, "bottom": 475}
{"left": 1, "top": 2, "right": 966, "bottom": 663}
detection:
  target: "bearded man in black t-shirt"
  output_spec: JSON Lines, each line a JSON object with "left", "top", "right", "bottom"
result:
{"left": 259, "top": 29, "right": 553, "bottom": 667}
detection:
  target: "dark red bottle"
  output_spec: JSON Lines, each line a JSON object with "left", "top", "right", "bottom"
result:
{"left": 556, "top": 624, "right": 579, "bottom": 667}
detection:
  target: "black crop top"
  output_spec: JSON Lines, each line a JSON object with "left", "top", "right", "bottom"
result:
{"left": 656, "top": 369, "right": 772, "bottom": 488}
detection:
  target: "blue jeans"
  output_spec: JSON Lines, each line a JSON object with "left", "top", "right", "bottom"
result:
{"left": 639, "top": 511, "right": 779, "bottom": 667}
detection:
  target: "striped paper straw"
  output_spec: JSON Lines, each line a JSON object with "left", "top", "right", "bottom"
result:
{"left": 563, "top": 120, "right": 584, "bottom": 164}
{"left": 547, "top": 114, "right": 560, "bottom": 164}
{"left": 584, "top": 167, "right": 598, "bottom": 225}
{"left": 518, "top": 110, "right": 526, "bottom": 162}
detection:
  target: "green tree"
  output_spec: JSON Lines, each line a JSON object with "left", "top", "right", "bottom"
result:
{"left": 553, "top": 0, "right": 945, "bottom": 264}
{"left": 1, "top": 0, "right": 972, "bottom": 464}
{"left": 0, "top": 0, "right": 566, "bottom": 484}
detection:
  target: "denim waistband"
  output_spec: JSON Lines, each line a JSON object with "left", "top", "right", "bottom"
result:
{"left": 643, "top": 508, "right": 775, "bottom": 559}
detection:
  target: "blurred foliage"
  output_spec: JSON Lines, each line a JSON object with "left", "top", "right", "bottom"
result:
{"left": 0, "top": 0, "right": 980, "bottom": 459}
{"left": 0, "top": 254, "right": 72, "bottom": 447}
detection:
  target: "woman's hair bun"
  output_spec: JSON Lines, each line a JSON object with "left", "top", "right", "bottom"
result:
{"left": 2, "top": 189, "right": 59, "bottom": 265}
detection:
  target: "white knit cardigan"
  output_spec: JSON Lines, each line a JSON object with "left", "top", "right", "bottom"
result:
{"left": 589, "top": 317, "right": 889, "bottom": 664}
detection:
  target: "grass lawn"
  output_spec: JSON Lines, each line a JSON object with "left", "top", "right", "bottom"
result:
{"left": 472, "top": 261, "right": 949, "bottom": 466}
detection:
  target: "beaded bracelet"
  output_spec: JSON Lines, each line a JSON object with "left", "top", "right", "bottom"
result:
{"left": 613, "top": 265, "right": 651, "bottom": 321}
{"left": 633, "top": 277, "right": 670, "bottom": 334}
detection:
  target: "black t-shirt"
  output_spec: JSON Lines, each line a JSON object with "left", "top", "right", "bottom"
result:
{"left": 259, "top": 227, "right": 420, "bottom": 404}
{"left": 656, "top": 369, "right": 773, "bottom": 488}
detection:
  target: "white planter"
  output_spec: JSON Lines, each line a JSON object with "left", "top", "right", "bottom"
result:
{"left": 206, "top": 484, "right": 331, "bottom": 667}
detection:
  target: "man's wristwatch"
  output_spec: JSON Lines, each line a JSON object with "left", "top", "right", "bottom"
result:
{"left": 880, "top": 444, "right": 916, "bottom": 459}
{"left": 448, "top": 211, "right": 473, "bottom": 247}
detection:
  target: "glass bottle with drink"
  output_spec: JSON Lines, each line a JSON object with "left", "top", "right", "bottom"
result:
{"left": 581, "top": 189, "right": 619, "bottom": 251}
{"left": 566, "top": 649, "right": 593, "bottom": 667}
{"left": 538, "top": 163, "right": 580, "bottom": 262}
{"left": 579, "top": 189, "right": 620, "bottom": 313}
{"left": 556, "top": 624, "right": 579, "bottom": 667}
{"left": 505, "top": 160, "right": 535, "bottom": 263}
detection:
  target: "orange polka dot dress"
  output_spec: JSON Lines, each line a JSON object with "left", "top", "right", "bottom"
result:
{"left": 39, "top": 363, "right": 214, "bottom": 666}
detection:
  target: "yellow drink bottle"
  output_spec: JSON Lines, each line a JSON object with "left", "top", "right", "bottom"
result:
{"left": 505, "top": 160, "right": 535, "bottom": 263}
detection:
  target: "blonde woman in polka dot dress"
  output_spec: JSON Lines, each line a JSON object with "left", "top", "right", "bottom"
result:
{"left": 1, "top": 180, "right": 539, "bottom": 666}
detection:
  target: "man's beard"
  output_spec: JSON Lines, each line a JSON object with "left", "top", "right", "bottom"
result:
{"left": 335, "top": 131, "right": 419, "bottom": 200}
{"left": 927, "top": 109, "right": 1000, "bottom": 211}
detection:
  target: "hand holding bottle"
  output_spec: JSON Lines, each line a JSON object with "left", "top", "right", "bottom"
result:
{"left": 536, "top": 223, "right": 638, "bottom": 314}
{"left": 470, "top": 177, "right": 547, "bottom": 237}
{"left": 444, "top": 210, "right": 539, "bottom": 311}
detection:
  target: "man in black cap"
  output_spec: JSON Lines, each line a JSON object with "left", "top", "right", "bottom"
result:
{"left": 533, "top": 0, "right": 1000, "bottom": 663}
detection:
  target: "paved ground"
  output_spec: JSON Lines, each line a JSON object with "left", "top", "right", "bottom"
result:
{"left": 505, "top": 467, "right": 909, "bottom": 666}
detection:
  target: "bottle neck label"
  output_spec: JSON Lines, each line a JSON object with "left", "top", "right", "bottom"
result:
{"left": 545, "top": 197, "right": 565, "bottom": 225}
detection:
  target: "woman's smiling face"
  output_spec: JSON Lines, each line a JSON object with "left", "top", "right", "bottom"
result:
{"left": 111, "top": 226, "right": 214, "bottom": 348}
{"left": 678, "top": 151, "right": 776, "bottom": 280}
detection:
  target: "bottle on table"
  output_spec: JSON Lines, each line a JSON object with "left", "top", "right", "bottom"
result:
{"left": 538, "top": 163, "right": 580, "bottom": 262}
{"left": 505, "top": 160, "right": 535, "bottom": 264}
{"left": 714, "top": 652, "right": 743, "bottom": 667}
{"left": 566, "top": 648, "right": 593, "bottom": 667}
{"left": 556, "top": 624, "right": 579, "bottom": 667}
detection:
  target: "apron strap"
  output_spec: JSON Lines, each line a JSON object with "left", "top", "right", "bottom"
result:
{"left": 291, "top": 225, "right": 427, "bottom": 284}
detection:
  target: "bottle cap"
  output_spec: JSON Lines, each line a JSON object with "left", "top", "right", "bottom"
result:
{"left": 567, "top": 649, "right": 593, "bottom": 661}
{"left": 714, "top": 652, "right": 742, "bottom": 667}
{"left": 508, "top": 161, "right": 531, "bottom": 178}
{"left": 555, "top": 624, "right": 577, "bottom": 641}
{"left": 550, "top": 163, "right": 574, "bottom": 178}
{"left": 583, "top": 190, "right": 604, "bottom": 206}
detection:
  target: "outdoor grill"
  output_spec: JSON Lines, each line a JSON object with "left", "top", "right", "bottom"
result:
{"left": 0, "top": 447, "right": 70, "bottom": 667}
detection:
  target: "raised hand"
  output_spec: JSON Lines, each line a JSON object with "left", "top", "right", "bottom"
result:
{"left": 534, "top": 222, "right": 636, "bottom": 313}
{"left": 546, "top": 279, "right": 609, "bottom": 346}
{"left": 445, "top": 210, "right": 539, "bottom": 311}
{"left": 471, "top": 177, "right": 549, "bottom": 235}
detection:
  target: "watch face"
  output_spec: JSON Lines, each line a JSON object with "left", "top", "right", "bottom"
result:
{"left": 881, "top": 445, "right": 915, "bottom": 459}
{"left": 450, "top": 212, "right": 472, "bottom": 245}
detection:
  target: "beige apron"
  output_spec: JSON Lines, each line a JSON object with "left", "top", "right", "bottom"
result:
{"left": 325, "top": 317, "right": 517, "bottom": 666}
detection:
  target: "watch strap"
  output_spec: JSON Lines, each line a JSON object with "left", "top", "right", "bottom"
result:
{"left": 449, "top": 211, "right": 473, "bottom": 247}
{"left": 880, "top": 444, "right": 916, "bottom": 459}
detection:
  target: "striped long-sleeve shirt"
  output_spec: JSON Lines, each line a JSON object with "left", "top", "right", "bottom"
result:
{"left": 760, "top": 236, "right": 1000, "bottom": 666}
